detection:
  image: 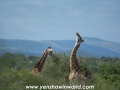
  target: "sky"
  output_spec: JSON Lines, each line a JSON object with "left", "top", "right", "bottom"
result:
{"left": 0, "top": 0, "right": 120, "bottom": 42}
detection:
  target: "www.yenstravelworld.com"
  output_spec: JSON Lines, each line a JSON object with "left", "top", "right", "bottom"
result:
{"left": 26, "top": 85, "right": 94, "bottom": 90}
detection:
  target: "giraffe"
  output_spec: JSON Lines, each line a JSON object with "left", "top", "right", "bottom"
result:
{"left": 32, "top": 47, "right": 55, "bottom": 74}
{"left": 68, "top": 32, "right": 89, "bottom": 83}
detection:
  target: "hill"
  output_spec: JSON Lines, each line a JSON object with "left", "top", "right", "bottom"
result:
{"left": 83, "top": 37, "right": 120, "bottom": 54}
{"left": 0, "top": 38, "right": 120, "bottom": 58}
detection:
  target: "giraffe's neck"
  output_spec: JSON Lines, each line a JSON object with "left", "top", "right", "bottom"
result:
{"left": 70, "top": 43, "right": 80, "bottom": 71}
{"left": 34, "top": 50, "right": 49, "bottom": 72}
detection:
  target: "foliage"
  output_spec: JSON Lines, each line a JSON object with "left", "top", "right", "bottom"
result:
{"left": 0, "top": 53, "right": 120, "bottom": 90}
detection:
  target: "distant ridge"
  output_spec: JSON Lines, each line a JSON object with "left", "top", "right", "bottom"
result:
{"left": 0, "top": 38, "right": 120, "bottom": 58}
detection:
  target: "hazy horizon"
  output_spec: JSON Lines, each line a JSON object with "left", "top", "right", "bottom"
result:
{"left": 1, "top": 37, "right": 119, "bottom": 44}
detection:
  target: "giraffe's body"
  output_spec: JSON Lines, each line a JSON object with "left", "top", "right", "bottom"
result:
{"left": 69, "top": 32, "right": 88, "bottom": 81}
{"left": 32, "top": 47, "right": 54, "bottom": 74}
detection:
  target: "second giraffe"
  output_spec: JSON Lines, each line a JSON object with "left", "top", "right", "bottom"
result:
{"left": 69, "top": 32, "right": 89, "bottom": 82}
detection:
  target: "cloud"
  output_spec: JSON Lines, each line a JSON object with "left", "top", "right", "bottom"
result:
{"left": 4, "top": 0, "right": 46, "bottom": 7}
{"left": 11, "top": 18, "right": 25, "bottom": 26}
{"left": 23, "top": 0, "right": 46, "bottom": 7}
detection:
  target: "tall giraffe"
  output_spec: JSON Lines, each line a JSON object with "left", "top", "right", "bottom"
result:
{"left": 32, "top": 47, "right": 55, "bottom": 74}
{"left": 69, "top": 32, "right": 88, "bottom": 81}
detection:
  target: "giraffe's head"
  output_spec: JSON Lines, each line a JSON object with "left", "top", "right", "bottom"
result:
{"left": 47, "top": 47, "right": 55, "bottom": 57}
{"left": 76, "top": 32, "right": 84, "bottom": 45}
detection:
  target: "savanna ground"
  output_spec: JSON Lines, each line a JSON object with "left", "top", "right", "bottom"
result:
{"left": 0, "top": 53, "right": 120, "bottom": 90}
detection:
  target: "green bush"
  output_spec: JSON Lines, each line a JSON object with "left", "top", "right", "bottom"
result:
{"left": 0, "top": 53, "right": 120, "bottom": 90}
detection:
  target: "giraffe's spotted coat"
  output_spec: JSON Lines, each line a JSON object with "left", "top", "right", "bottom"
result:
{"left": 69, "top": 32, "right": 88, "bottom": 81}
{"left": 32, "top": 47, "right": 55, "bottom": 74}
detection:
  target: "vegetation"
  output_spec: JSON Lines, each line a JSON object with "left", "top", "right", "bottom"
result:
{"left": 0, "top": 52, "right": 120, "bottom": 90}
